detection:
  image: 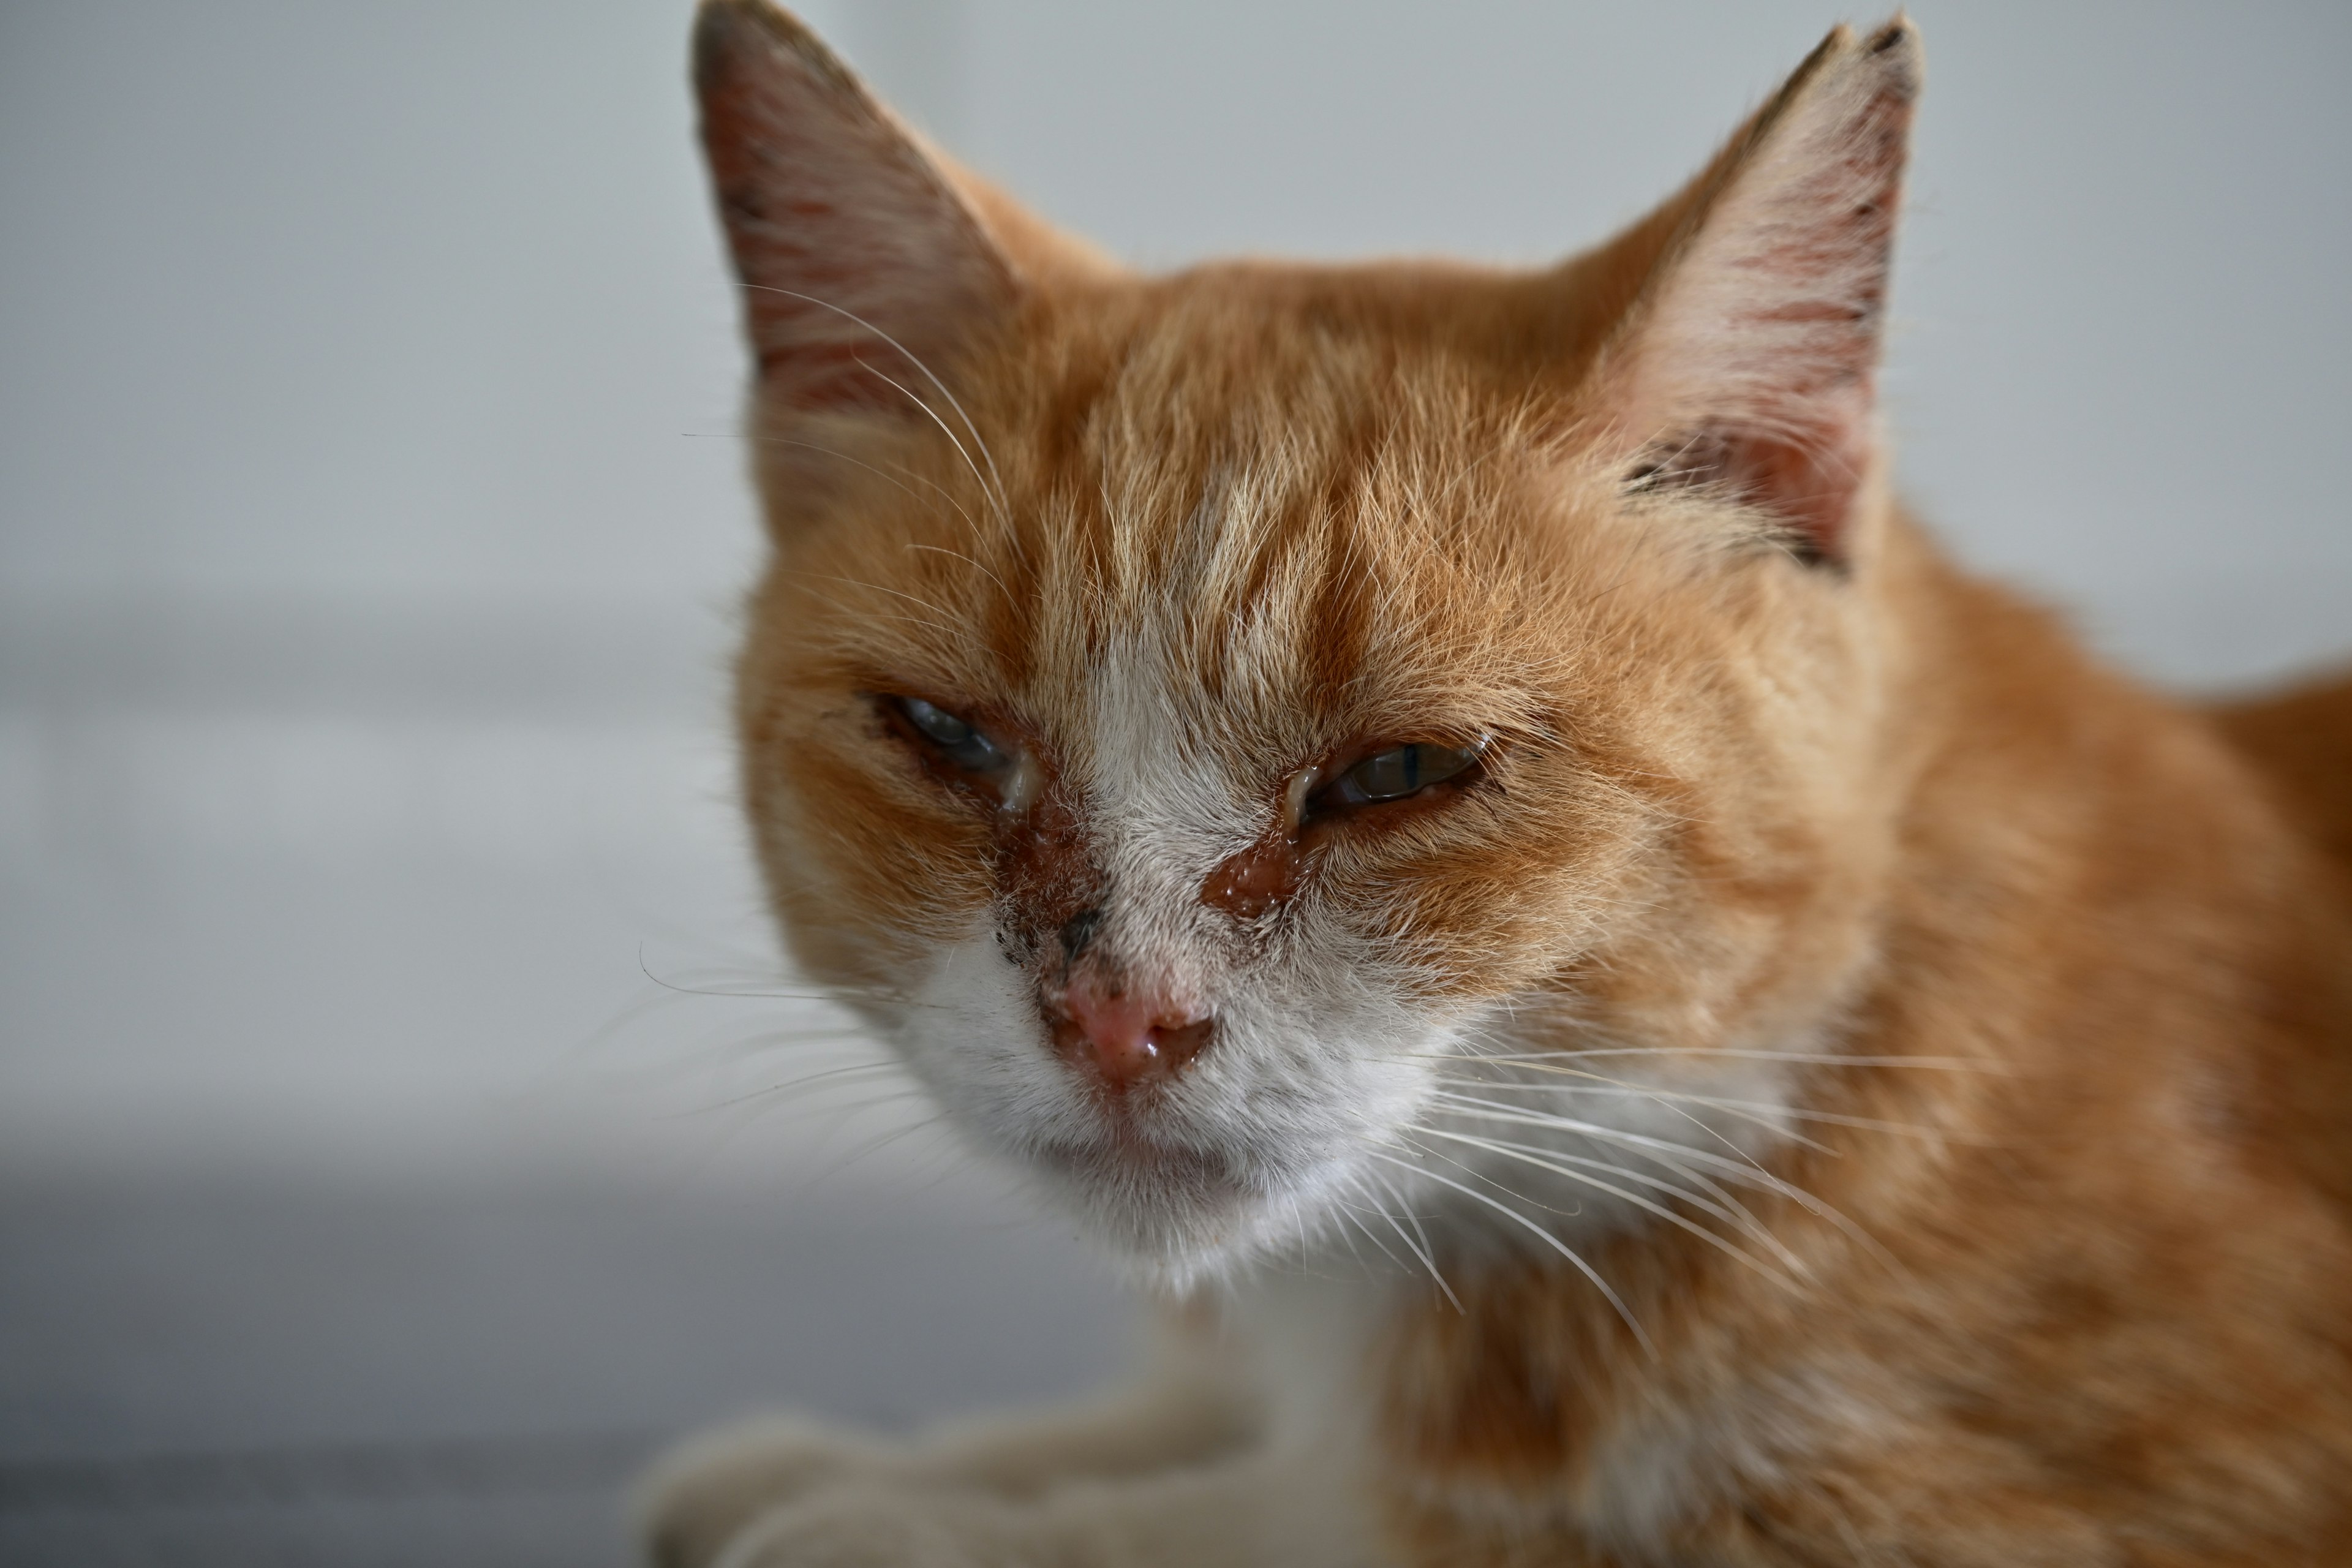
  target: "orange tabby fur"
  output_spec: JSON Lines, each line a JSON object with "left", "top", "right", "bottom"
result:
{"left": 2214, "top": 674, "right": 2352, "bottom": 885}
{"left": 658, "top": 4, "right": 2352, "bottom": 1562}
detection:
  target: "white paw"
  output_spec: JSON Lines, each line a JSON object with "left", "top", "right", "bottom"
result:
{"left": 716, "top": 1485, "right": 1029, "bottom": 1568}
{"left": 635, "top": 1415, "right": 909, "bottom": 1568}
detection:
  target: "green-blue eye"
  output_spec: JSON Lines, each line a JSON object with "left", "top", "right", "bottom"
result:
{"left": 896, "top": 696, "right": 1011, "bottom": 774}
{"left": 1327, "top": 742, "right": 1482, "bottom": 807}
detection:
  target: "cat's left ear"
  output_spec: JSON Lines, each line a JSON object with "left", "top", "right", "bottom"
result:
{"left": 1587, "top": 19, "right": 1921, "bottom": 566}
{"left": 695, "top": 0, "right": 1020, "bottom": 420}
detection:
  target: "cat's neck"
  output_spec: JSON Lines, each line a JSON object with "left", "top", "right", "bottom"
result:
{"left": 1869, "top": 509, "right": 2352, "bottom": 1193}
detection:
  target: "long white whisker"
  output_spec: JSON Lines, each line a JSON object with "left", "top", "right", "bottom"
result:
{"left": 741, "top": 283, "right": 1009, "bottom": 512}
{"left": 1405, "top": 1131, "right": 1586, "bottom": 1222}
{"left": 812, "top": 1106, "right": 954, "bottom": 1186}
{"left": 1442, "top": 1050, "right": 1971, "bottom": 1143}
{"left": 851, "top": 353, "right": 1004, "bottom": 521}
{"left": 682, "top": 1080, "right": 928, "bottom": 1182}
{"left": 1430, "top": 1057, "right": 1814, "bottom": 1262}
{"left": 1438, "top": 1046, "right": 1991, "bottom": 1072}
{"left": 799, "top": 570, "right": 966, "bottom": 622}
{"left": 1428, "top": 1119, "right": 1757, "bottom": 1235}
{"left": 1366, "top": 1166, "right": 1461, "bottom": 1312}
{"left": 1447, "top": 1053, "right": 1838, "bottom": 1187}
{"left": 1419, "top": 1127, "right": 1800, "bottom": 1291}
{"left": 1447, "top": 1071, "right": 1836, "bottom": 1154}
{"left": 674, "top": 1060, "right": 904, "bottom": 1118}
{"left": 1436, "top": 1076, "right": 1831, "bottom": 1155}
{"left": 732, "top": 433, "right": 986, "bottom": 537}
{"left": 1329, "top": 1185, "right": 1400, "bottom": 1276}
{"left": 903, "top": 542, "right": 1018, "bottom": 607}
{"left": 633, "top": 952, "right": 937, "bottom": 1009}
{"left": 1327, "top": 1203, "right": 1373, "bottom": 1269}
{"left": 627, "top": 1029, "right": 882, "bottom": 1090}
{"left": 823, "top": 605, "right": 992, "bottom": 653}
{"left": 1365, "top": 1148, "right": 1655, "bottom": 1359}
{"left": 1429, "top": 1093, "right": 1895, "bottom": 1268}
{"left": 1430, "top": 1091, "right": 1806, "bottom": 1188}
{"left": 1605, "top": 1142, "right": 1803, "bottom": 1274}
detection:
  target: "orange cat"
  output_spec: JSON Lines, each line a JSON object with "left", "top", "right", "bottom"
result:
{"left": 641, "top": 4, "right": 2352, "bottom": 1562}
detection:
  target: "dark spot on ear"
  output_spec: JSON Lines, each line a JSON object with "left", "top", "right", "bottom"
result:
{"left": 1779, "top": 533, "right": 1836, "bottom": 571}
{"left": 1623, "top": 429, "right": 1737, "bottom": 499}
{"left": 1623, "top": 426, "right": 1852, "bottom": 571}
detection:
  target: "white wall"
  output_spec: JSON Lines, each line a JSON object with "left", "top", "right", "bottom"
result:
{"left": 3, "top": 1, "right": 2346, "bottom": 1175}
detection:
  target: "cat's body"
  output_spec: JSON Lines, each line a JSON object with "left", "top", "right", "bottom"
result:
{"left": 643, "top": 6, "right": 2352, "bottom": 1563}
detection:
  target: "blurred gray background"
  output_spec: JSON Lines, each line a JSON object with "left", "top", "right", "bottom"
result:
{"left": 2, "top": 1, "right": 2346, "bottom": 1563}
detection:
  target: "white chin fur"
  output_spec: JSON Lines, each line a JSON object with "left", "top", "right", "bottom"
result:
{"left": 882, "top": 929, "right": 1446, "bottom": 1283}
{"left": 875, "top": 927, "right": 1803, "bottom": 1291}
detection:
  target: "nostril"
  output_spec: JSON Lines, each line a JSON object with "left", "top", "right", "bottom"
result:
{"left": 1051, "top": 1013, "right": 1215, "bottom": 1095}
{"left": 1049, "top": 973, "right": 1214, "bottom": 1095}
{"left": 1145, "top": 1016, "right": 1215, "bottom": 1072}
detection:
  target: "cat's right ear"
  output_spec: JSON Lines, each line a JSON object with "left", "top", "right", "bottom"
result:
{"left": 1574, "top": 20, "right": 1921, "bottom": 568}
{"left": 693, "top": 0, "right": 1019, "bottom": 426}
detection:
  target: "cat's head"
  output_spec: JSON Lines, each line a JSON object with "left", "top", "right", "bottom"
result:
{"left": 695, "top": 1, "right": 1921, "bottom": 1283}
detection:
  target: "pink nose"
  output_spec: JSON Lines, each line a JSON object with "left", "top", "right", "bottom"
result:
{"left": 1049, "top": 970, "right": 1214, "bottom": 1095}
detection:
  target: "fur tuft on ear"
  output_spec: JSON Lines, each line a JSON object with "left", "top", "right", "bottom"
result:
{"left": 692, "top": 0, "right": 1019, "bottom": 416}
{"left": 1597, "top": 18, "right": 1921, "bottom": 565}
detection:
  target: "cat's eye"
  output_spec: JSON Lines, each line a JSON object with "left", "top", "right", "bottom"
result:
{"left": 1313, "top": 741, "right": 1484, "bottom": 814}
{"left": 887, "top": 695, "right": 1045, "bottom": 811}
{"left": 895, "top": 696, "right": 1011, "bottom": 775}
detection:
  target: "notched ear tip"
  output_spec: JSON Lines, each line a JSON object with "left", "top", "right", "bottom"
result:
{"left": 1746, "top": 18, "right": 1918, "bottom": 181}
{"left": 1858, "top": 15, "right": 1924, "bottom": 91}
{"left": 1789, "top": 15, "right": 1920, "bottom": 113}
{"left": 1786, "top": 15, "right": 1922, "bottom": 155}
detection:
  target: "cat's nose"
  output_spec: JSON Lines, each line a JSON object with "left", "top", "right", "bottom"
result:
{"left": 1048, "top": 970, "right": 1213, "bottom": 1095}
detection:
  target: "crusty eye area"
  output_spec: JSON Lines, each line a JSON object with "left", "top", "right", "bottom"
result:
{"left": 884, "top": 695, "right": 1041, "bottom": 811}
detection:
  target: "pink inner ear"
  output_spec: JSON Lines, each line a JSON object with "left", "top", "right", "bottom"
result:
{"left": 1752, "top": 427, "right": 1866, "bottom": 565}
{"left": 1608, "top": 31, "right": 1916, "bottom": 563}
{"left": 694, "top": 2, "right": 1016, "bottom": 417}
{"left": 1632, "top": 379, "right": 1875, "bottom": 564}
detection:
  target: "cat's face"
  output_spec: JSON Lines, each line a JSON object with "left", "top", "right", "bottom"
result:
{"left": 701, "top": 2, "right": 1916, "bottom": 1281}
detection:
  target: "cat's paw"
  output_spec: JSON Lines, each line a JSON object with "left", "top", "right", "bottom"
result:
{"left": 715, "top": 1485, "right": 1027, "bottom": 1568}
{"left": 635, "top": 1416, "right": 909, "bottom": 1568}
